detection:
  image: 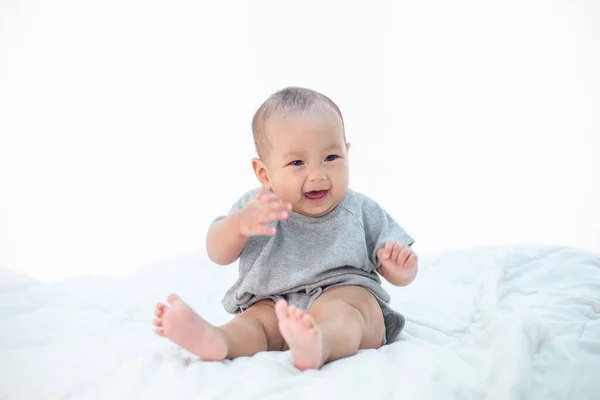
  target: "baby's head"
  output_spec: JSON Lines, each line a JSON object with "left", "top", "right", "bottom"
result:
{"left": 251, "top": 87, "right": 350, "bottom": 218}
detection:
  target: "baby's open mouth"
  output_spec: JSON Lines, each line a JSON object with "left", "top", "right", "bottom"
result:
{"left": 304, "top": 190, "right": 329, "bottom": 204}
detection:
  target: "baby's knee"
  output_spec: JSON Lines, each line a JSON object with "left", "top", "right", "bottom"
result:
{"left": 309, "top": 289, "right": 365, "bottom": 323}
{"left": 341, "top": 294, "right": 385, "bottom": 349}
{"left": 316, "top": 286, "right": 381, "bottom": 321}
{"left": 241, "top": 300, "right": 284, "bottom": 350}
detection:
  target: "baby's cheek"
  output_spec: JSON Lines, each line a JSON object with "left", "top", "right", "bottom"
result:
{"left": 278, "top": 189, "right": 301, "bottom": 208}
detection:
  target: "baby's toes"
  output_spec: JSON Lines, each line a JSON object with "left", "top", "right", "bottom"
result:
{"left": 153, "top": 318, "right": 163, "bottom": 327}
{"left": 166, "top": 294, "right": 182, "bottom": 306}
{"left": 275, "top": 300, "right": 289, "bottom": 319}
{"left": 155, "top": 303, "right": 166, "bottom": 317}
{"left": 301, "top": 313, "right": 314, "bottom": 329}
{"left": 154, "top": 327, "right": 165, "bottom": 337}
{"left": 288, "top": 306, "right": 301, "bottom": 319}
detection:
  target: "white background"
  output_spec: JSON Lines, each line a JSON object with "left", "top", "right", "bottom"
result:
{"left": 1, "top": 0, "right": 598, "bottom": 283}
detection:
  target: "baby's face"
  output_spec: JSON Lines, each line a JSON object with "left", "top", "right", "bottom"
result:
{"left": 261, "top": 106, "right": 349, "bottom": 217}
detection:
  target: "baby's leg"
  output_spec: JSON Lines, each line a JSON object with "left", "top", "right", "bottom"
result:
{"left": 218, "top": 299, "right": 284, "bottom": 358}
{"left": 154, "top": 295, "right": 283, "bottom": 360}
{"left": 275, "top": 286, "right": 384, "bottom": 370}
{"left": 311, "top": 286, "right": 385, "bottom": 363}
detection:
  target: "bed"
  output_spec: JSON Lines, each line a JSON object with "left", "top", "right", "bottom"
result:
{"left": 1, "top": 244, "right": 599, "bottom": 399}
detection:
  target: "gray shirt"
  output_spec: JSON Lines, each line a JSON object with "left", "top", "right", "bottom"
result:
{"left": 212, "top": 188, "right": 415, "bottom": 342}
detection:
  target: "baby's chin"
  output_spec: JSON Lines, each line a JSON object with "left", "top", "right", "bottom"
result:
{"left": 295, "top": 208, "right": 330, "bottom": 218}
{"left": 294, "top": 199, "right": 341, "bottom": 218}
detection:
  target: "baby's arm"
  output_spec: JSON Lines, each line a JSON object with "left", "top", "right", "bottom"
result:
{"left": 360, "top": 195, "right": 416, "bottom": 285}
{"left": 206, "top": 212, "right": 249, "bottom": 265}
{"left": 376, "top": 241, "right": 418, "bottom": 286}
{"left": 206, "top": 187, "right": 291, "bottom": 265}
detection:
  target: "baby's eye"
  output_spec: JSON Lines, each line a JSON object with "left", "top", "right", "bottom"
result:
{"left": 324, "top": 154, "right": 338, "bottom": 162}
{"left": 290, "top": 160, "right": 304, "bottom": 166}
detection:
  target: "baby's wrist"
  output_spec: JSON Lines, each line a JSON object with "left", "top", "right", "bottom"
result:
{"left": 230, "top": 210, "right": 246, "bottom": 238}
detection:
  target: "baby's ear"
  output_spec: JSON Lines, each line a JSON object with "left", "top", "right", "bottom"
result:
{"left": 251, "top": 157, "right": 270, "bottom": 188}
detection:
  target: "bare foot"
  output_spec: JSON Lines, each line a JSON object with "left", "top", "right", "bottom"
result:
{"left": 153, "top": 294, "right": 227, "bottom": 361}
{"left": 275, "top": 300, "right": 324, "bottom": 370}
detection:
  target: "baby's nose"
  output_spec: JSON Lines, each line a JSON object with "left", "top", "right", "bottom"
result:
{"left": 307, "top": 164, "right": 327, "bottom": 182}
{"left": 308, "top": 171, "right": 326, "bottom": 181}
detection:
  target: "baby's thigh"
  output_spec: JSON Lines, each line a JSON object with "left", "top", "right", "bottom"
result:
{"left": 310, "top": 286, "right": 385, "bottom": 347}
{"left": 239, "top": 300, "right": 284, "bottom": 350}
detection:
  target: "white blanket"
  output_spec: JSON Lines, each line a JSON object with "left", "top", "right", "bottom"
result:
{"left": 1, "top": 244, "right": 599, "bottom": 399}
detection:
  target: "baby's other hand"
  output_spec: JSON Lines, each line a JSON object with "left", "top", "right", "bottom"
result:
{"left": 377, "top": 240, "right": 418, "bottom": 286}
{"left": 238, "top": 186, "right": 292, "bottom": 237}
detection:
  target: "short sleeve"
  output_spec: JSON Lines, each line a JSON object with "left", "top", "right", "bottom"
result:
{"left": 362, "top": 196, "right": 415, "bottom": 269}
{"left": 210, "top": 188, "right": 260, "bottom": 226}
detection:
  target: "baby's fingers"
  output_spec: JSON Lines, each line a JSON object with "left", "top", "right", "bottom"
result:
{"left": 260, "top": 210, "right": 289, "bottom": 223}
{"left": 255, "top": 185, "right": 267, "bottom": 201}
{"left": 248, "top": 225, "right": 277, "bottom": 236}
{"left": 265, "top": 200, "right": 292, "bottom": 212}
{"left": 260, "top": 191, "right": 284, "bottom": 204}
{"left": 406, "top": 252, "right": 418, "bottom": 269}
{"left": 390, "top": 241, "right": 403, "bottom": 262}
{"left": 398, "top": 245, "right": 412, "bottom": 267}
{"left": 378, "top": 241, "right": 395, "bottom": 260}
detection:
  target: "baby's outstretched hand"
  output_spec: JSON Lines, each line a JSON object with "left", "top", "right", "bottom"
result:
{"left": 377, "top": 240, "right": 418, "bottom": 285}
{"left": 238, "top": 186, "right": 292, "bottom": 237}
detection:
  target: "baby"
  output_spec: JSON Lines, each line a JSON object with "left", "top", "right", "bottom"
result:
{"left": 153, "top": 87, "right": 418, "bottom": 370}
